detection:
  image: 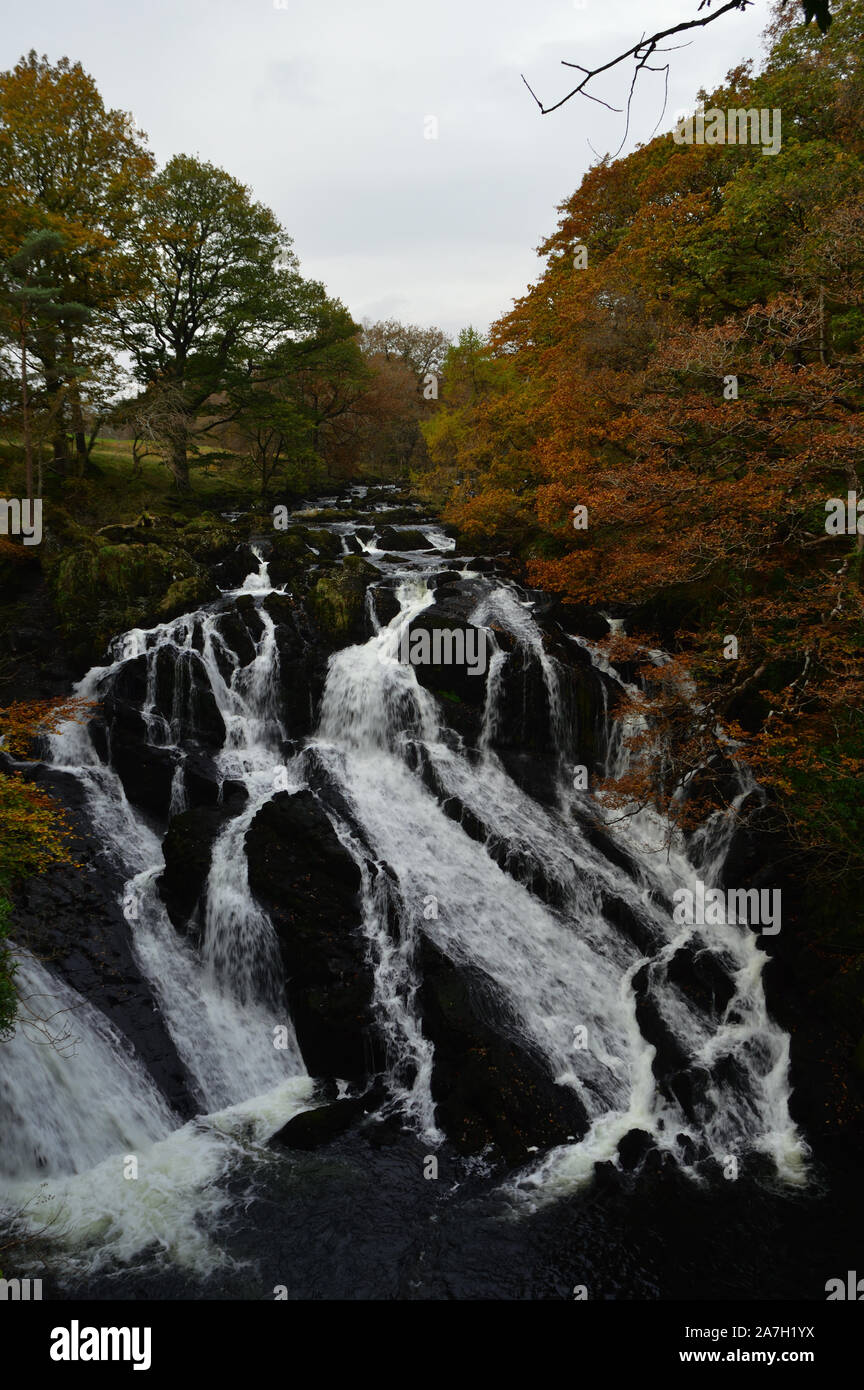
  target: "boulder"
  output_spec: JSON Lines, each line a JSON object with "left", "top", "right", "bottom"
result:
{"left": 403, "top": 606, "right": 489, "bottom": 708}
{"left": 110, "top": 728, "right": 179, "bottom": 821}
{"left": 245, "top": 790, "right": 374, "bottom": 1079}
{"left": 152, "top": 647, "right": 225, "bottom": 748}
{"left": 418, "top": 936, "right": 589, "bottom": 1165}
{"left": 158, "top": 805, "right": 227, "bottom": 934}
{"left": 308, "top": 556, "right": 378, "bottom": 646}
{"left": 617, "top": 1128, "right": 656, "bottom": 1171}
{"left": 270, "top": 1091, "right": 382, "bottom": 1151}
{"left": 375, "top": 526, "right": 432, "bottom": 552}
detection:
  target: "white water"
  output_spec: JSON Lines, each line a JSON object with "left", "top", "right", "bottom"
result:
{"left": 0, "top": 524, "right": 805, "bottom": 1279}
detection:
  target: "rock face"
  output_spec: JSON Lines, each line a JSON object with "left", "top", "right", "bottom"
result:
{"left": 244, "top": 790, "right": 375, "bottom": 1080}
{"left": 308, "top": 556, "right": 378, "bottom": 646}
{"left": 10, "top": 765, "right": 196, "bottom": 1118}
{"left": 417, "top": 936, "right": 589, "bottom": 1165}
{"left": 158, "top": 805, "right": 228, "bottom": 935}
{"left": 404, "top": 607, "right": 489, "bottom": 707}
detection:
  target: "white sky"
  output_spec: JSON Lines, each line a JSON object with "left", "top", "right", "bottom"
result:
{"left": 1, "top": 0, "right": 773, "bottom": 338}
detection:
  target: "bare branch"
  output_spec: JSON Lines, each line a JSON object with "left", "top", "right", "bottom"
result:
{"left": 521, "top": 0, "right": 753, "bottom": 117}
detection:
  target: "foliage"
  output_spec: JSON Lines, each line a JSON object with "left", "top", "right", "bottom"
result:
{"left": 425, "top": 1, "right": 864, "bottom": 879}
{"left": 0, "top": 698, "right": 86, "bottom": 1036}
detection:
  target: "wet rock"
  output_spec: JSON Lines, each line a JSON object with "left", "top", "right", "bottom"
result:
{"left": 369, "top": 583, "right": 401, "bottom": 629}
{"left": 308, "top": 556, "right": 378, "bottom": 647}
{"left": 245, "top": 790, "right": 374, "bottom": 1080}
{"left": 158, "top": 805, "right": 227, "bottom": 934}
{"left": 110, "top": 729, "right": 179, "bottom": 820}
{"left": 181, "top": 750, "right": 222, "bottom": 808}
{"left": 418, "top": 935, "right": 589, "bottom": 1165}
{"left": 157, "top": 574, "right": 219, "bottom": 621}
{"left": 404, "top": 606, "right": 489, "bottom": 708}
{"left": 213, "top": 543, "right": 261, "bottom": 589}
{"left": 212, "top": 609, "right": 257, "bottom": 668}
{"left": 618, "top": 1128, "right": 656, "bottom": 1171}
{"left": 107, "top": 653, "right": 148, "bottom": 705}
{"left": 11, "top": 766, "right": 196, "bottom": 1117}
{"left": 375, "top": 526, "right": 432, "bottom": 551}
{"left": 667, "top": 943, "right": 737, "bottom": 1016}
{"left": 152, "top": 647, "right": 225, "bottom": 748}
{"left": 579, "top": 817, "right": 640, "bottom": 881}
{"left": 306, "top": 529, "right": 343, "bottom": 561}
{"left": 602, "top": 894, "right": 660, "bottom": 955}
{"left": 270, "top": 1088, "right": 386, "bottom": 1151}
{"left": 632, "top": 964, "right": 690, "bottom": 1080}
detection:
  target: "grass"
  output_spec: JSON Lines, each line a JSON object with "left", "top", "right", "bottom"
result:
{"left": 0, "top": 435, "right": 268, "bottom": 532}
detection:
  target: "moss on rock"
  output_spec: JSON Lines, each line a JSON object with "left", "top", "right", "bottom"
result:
{"left": 308, "top": 556, "right": 378, "bottom": 644}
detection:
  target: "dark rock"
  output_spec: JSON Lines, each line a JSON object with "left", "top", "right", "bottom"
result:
{"left": 308, "top": 556, "right": 379, "bottom": 647}
{"left": 369, "top": 584, "right": 401, "bottom": 629}
{"left": 632, "top": 964, "right": 691, "bottom": 1080}
{"left": 221, "top": 778, "right": 249, "bottom": 809}
{"left": 157, "top": 805, "right": 227, "bottom": 933}
{"left": 107, "top": 654, "right": 148, "bottom": 705}
{"left": 245, "top": 791, "right": 374, "bottom": 1080}
{"left": 375, "top": 526, "right": 433, "bottom": 551}
{"left": 182, "top": 750, "right": 222, "bottom": 808}
{"left": 418, "top": 935, "right": 589, "bottom": 1165}
{"left": 618, "top": 1128, "right": 655, "bottom": 1171}
{"left": 213, "top": 543, "right": 262, "bottom": 589}
{"left": 603, "top": 894, "right": 659, "bottom": 955}
{"left": 110, "top": 728, "right": 179, "bottom": 820}
{"left": 404, "top": 606, "right": 489, "bottom": 708}
{"left": 667, "top": 943, "right": 737, "bottom": 1016}
{"left": 11, "top": 766, "right": 195, "bottom": 1117}
{"left": 270, "top": 1090, "right": 384, "bottom": 1151}
{"left": 212, "top": 609, "right": 257, "bottom": 668}
{"left": 152, "top": 647, "right": 225, "bottom": 748}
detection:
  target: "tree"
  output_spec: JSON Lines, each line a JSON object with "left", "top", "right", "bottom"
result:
{"left": 359, "top": 318, "right": 450, "bottom": 379}
{"left": 431, "top": 0, "right": 864, "bottom": 874}
{"left": 0, "top": 52, "right": 154, "bottom": 475}
{"left": 0, "top": 231, "right": 89, "bottom": 496}
{"left": 120, "top": 155, "right": 304, "bottom": 492}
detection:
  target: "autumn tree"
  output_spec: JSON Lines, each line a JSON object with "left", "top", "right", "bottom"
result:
{"left": 0, "top": 52, "right": 154, "bottom": 475}
{"left": 119, "top": 155, "right": 303, "bottom": 492}
{"left": 431, "top": 0, "right": 864, "bottom": 875}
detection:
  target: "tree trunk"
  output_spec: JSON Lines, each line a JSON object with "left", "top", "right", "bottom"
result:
{"left": 39, "top": 333, "right": 69, "bottom": 477}
{"left": 19, "top": 335, "right": 34, "bottom": 500}
{"left": 64, "top": 333, "right": 89, "bottom": 477}
{"left": 168, "top": 418, "right": 191, "bottom": 492}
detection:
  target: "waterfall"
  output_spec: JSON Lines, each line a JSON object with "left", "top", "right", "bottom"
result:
{"left": 0, "top": 512, "right": 806, "bottom": 1283}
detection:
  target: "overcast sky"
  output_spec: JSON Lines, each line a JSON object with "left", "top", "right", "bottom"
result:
{"left": 2, "top": 0, "right": 773, "bottom": 339}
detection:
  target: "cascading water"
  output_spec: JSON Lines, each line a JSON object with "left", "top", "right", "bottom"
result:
{"left": 0, "top": 495, "right": 806, "bottom": 1290}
